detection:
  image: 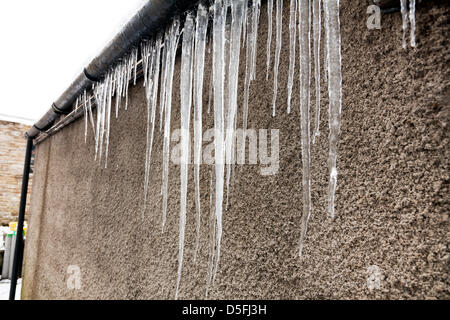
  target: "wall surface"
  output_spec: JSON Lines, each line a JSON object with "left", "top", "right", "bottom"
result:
{"left": 0, "top": 120, "right": 31, "bottom": 226}
{"left": 23, "top": 0, "right": 449, "bottom": 299}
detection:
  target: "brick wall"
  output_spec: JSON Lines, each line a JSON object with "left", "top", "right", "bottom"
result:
{"left": 0, "top": 120, "right": 32, "bottom": 226}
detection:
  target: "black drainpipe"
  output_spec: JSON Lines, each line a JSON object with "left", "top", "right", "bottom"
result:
{"left": 9, "top": 136, "right": 33, "bottom": 300}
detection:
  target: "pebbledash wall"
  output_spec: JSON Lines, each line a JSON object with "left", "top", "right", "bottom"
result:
{"left": 22, "top": 0, "right": 449, "bottom": 299}
{"left": 0, "top": 120, "right": 31, "bottom": 226}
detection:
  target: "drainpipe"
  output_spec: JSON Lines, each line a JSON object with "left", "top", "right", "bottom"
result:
{"left": 9, "top": 136, "right": 33, "bottom": 300}
{"left": 27, "top": 0, "right": 200, "bottom": 139}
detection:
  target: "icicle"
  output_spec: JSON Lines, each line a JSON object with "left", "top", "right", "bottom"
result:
{"left": 87, "top": 90, "right": 96, "bottom": 141}
{"left": 141, "top": 40, "right": 152, "bottom": 88}
{"left": 94, "top": 84, "right": 102, "bottom": 160}
{"left": 176, "top": 12, "right": 195, "bottom": 301}
{"left": 83, "top": 90, "right": 88, "bottom": 143}
{"left": 324, "top": 0, "right": 342, "bottom": 220}
{"left": 115, "top": 62, "right": 123, "bottom": 118}
{"left": 159, "top": 33, "right": 169, "bottom": 132}
{"left": 104, "top": 72, "right": 113, "bottom": 168}
{"left": 272, "top": 0, "right": 283, "bottom": 117}
{"left": 243, "top": 20, "right": 252, "bottom": 134}
{"left": 312, "top": 0, "right": 322, "bottom": 143}
{"left": 206, "top": 167, "right": 216, "bottom": 297}
{"left": 243, "top": 0, "right": 261, "bottom": 132}
{"left": 212, "top": 0, "right": 227, "bottom": 283}
{"left": 98, "top": 78, "right": 107, "bottom": 162}
{"left": 193, "top": 4, "right": 208, "bottom": 263}
{"left": 161, "top": 17, "right": 181, "bottom": 233}
{"left": 409, "top": 0, "right": 416, "bottom": 47}
{"left": 143, "top": 39, "right": 159, "bottom": 214}
{"left": 287, "top": 0, "right": 297, "bottom": 114}
{"left": 146, "top": 36, "right": 162, "bottom": 204}
{"left": 266, "top": 0, "right": 273, "bottom": 80}
{"left": 124, "top": 57, "right": 130, "bottom": 111}
{"left": 298, "top": 0, "right": 312, "bottom": 257}
{"left": 400, "top": 0, "right": 408, "bottom": 49}
{"left": 133, "top": 47, "right": 138, "bottom": 86}
{"left": 225, "top": 0, "right": 245, "bottom": 215}
{"left": 143, "top": 41, "right": 152, "bottom": 211}
{"left": 250, "top": 1, "right": 261, "bottom": 82}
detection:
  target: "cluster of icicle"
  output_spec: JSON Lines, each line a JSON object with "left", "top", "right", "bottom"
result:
{"left": 400, "top": 0, "right": 416, "bottom": 48}
{"left": 76, "top": 0, "right": 343, "bottom": 299}
{"left": 77, "top": 47, "right": 139, "bottom": 168}
{"left": 266, "top": 0, "right": 342, "bottom": 255}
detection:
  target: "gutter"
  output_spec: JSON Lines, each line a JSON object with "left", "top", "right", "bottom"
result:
{"left": 27, "top": 0, "right": 200, "bottom": 139}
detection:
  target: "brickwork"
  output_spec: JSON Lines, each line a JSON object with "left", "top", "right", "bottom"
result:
{"left": 0, "top": 120, "right": 31, "bottom": 226}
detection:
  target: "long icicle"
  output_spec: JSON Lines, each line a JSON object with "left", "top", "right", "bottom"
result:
{"left": 272, "top": 0, "right": 283, "bottom": 117}
{"left": 409, "top": 0, "right": 416, "bottom": 47}
{"left": 312, "top": 0, "right": 322, "bottom": 143}
{"left": 159, "top": 32, "right": 169, "bottom": 132}
{"left": 143, "top": 36, "right": 162, "bottom": 214}
{"left": 161, "top": 18, "right": 181, "bottom": 233}
{"left": 287, "top": 0, "right": 297, "bottom": 114}
{"left": 298, "top": 0, "right": 312, "bottom": 257}
{"left": 143, "top": 40, "right": 155, "bottom": 215}
{"left": 87, "top": 89, "right": 96, "bottom": 141}
{"left": 400, "top": 0, "right": 408, "bottom": 49}
{"left": 243, "top": 0, "right": 261, "bottom": 133}
{"left": 266, "top": 0, "right": 274, "bottom": 80}
{"left": 193, "top": 4, "right": 209, "bottom": 263}
{"left": 83, "top": 90, "right": 88, "bottom": 143}
{"left": 225, "top": 0, "right": 246, "bottom": 214}
{"left": 212, "top": 0, "right": 227, "bottom": 284}
{"left": 324, "top": 0, "right": 342, "bottom": 219}
{"left": 206, "top": 167, "right": 216, "bottom": 297}
{"left": 176, "top": 12, "right": 195, "bottom": 300}
{"left": 104, "top": 72, "right": 113, "bottom": 168}
{"left": 144, "top": 36, "right": 163, "bottom": 210}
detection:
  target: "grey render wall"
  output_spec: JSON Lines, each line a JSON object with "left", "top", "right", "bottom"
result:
{"left": 22, "top": 0, "right": 449, "bottom": 299}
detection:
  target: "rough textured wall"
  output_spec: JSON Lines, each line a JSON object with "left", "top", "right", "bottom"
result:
{"left": 0, "top": 120, "right": 31, "bottom": 226}
{"left": 23, "top": 0, "right": 449, "bottom": 299}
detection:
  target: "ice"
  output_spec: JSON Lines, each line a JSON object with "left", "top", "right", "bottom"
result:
{"left": 143, "top": 35, "right": 162, "bottom": 212}
{"left": 323, "top": 0, "right": 342, "bottom": 219}
{"left": 243, "top": 0, "right": 261, "bottom": 132}
{"left": 212, "top": 0, "right": 227, "bottom": 283}
{"left": 159, "top": 34, "right": 169, "bottom": 132}
{"left": 287, "top": 0, "right": 297, "bottom": 114}
{"left": 206, "top": 167, "right": 216, "bottom": 297}
{"left": 104, "top": 71, "right": 113, "bottom": 168}
{"left": 409, "top": 0, "right": 416, "bottom": 47}
{"left": 266, "top": 0, "right": 273, "bottom": 80}
{"left": 271, "top": 0, "right": 283, "bottom": 117}
{"left": 312, "top": 0, "right": 322, "bottom": 143}
{"left": 133, "top": 47, "right": 138, "bottom": 86}
{"left": 193, "top": 4, "right": 209, "bottom": 262}
{"left": 87, "top": 89, "right": 96, "bottom": 141}
{"left": 161, "top": 17, "right": 181, "bottom": 233}
{"left": 83, "top": 90, "right": 88, "bottom": 143}
{"left": 143, "top": 40, "right": 155, "bottom": 213}
{"left": 176, "top": 12, "right": 195, "bottom": 300}
{"left": 298, "top": 0, "right": 312, "bottom": 257}
{"left": 225, "top": 0, "right": 246, "bottom": 215}
{"left": 400, "top": 0, "right": 408, "bottom": 49}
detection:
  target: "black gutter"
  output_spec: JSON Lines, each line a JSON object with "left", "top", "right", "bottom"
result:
{"left": 9, "top": 136, "right": 33, "bottom": 300}
{"left": 27, "top": 0, "right": 201, "bottom": 139}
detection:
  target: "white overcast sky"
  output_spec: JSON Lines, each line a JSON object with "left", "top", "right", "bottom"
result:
{"left": 0, "top": 0, "right": 147, "bottom": 125}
